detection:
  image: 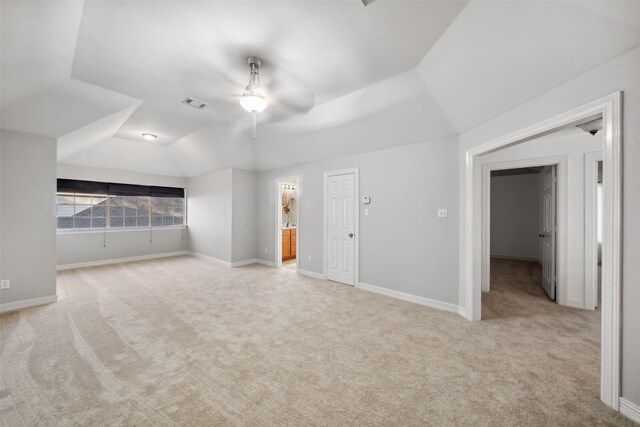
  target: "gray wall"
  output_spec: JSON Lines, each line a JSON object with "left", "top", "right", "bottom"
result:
{"left": 187, "top": 168, "right": 233, "bottom": 262}
{"left": 458, "top": 46, "right": 640, "bottom": 405}
{"left": 56, "top": 164, "right": 188, "bottom": 266}
{"left": 257, "top": 137, "right": 459, "bottom": 305}
{"left": 490, "top": 173, "right": 540, "bottom": 261}
{"left": 1, "top": 130, "right": 57, "bottom": 306}
{"left": 57, "top": 228, "right": 187, "bottom": 266}
{"left": 231, "top": 169, "right": 258, "bottom": 263}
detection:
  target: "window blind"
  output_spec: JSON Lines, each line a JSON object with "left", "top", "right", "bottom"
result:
{"left": 57, "top": 179, "right": 184, "bottom": 198}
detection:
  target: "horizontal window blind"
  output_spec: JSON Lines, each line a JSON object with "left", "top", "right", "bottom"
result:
{"left": 57, "top": 179, "right": 184, "bottom": 198}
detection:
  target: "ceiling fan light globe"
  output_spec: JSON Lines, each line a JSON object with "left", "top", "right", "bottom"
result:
{"left": 240, "top": 93, "right": 267, "bottom": 113}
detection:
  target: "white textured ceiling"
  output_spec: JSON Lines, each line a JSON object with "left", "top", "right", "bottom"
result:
{"left": 1, "top": 0, "right": 639, "bottom": 177}
{"left": 415, "top": 0, "right": 640, "bottom": 133}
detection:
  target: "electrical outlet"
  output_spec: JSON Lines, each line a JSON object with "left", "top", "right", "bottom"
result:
{"left": 307, "top": 256, "right": 312, "bottom": 262}
{"left": 1, "top": 280, "right": 10, "bottom": 290}
{"left": 437, "top": 209, "right": 448, "bottom": 218}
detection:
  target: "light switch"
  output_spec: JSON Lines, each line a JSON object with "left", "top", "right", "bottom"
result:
{"left": 364, "top": 208, "right": 369, "bottom": 216}
{"left": 437, "top": 209, "right": 448, "bottom": 218}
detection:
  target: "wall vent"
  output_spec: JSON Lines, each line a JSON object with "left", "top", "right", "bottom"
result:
{"left": 182, "top": 97, "right": 208, "bottom": 110}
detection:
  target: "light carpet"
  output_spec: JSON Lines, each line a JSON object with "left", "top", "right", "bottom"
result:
{"left": 0, "top": 256, "right": 631, "bottom": 426}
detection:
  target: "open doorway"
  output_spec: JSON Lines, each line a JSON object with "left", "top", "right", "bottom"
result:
{"left": 468, "top": 99, "right": 620, "bottom": 409}
{"left": 487, "top": 165, "right": 559, "bottom": 306}
{"left": 276, "top": 178, "right": 298, "bottom": 270}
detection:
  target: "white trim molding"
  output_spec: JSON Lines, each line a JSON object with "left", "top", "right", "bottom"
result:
{"left": 619, "top": 398, "right": 640, "bottom": 424}
{"left": 298, "top": 269, "right": 324, "bottom": 280}
{"left": 0, "top": 295, "right": 58, "bottom": 314}
{"left": 462, "top": 92, "right": 622, "bottom": 411}
{"left": 188, "top": 252, "right": 232, "bottom": 267}
{"left": 584, "top": 151, "right": 603, "bottom": 311}
{"left": 231, "top": 259, "right": 259, "bottom": 267}
{"left": 359, "top": 282, "right": 458, "bottom": 313}
{"left": 255, "top": 259, "right": 277, "bottom": 268}
{"left": 57, "top": 251, "right": 190, "bottom": 270}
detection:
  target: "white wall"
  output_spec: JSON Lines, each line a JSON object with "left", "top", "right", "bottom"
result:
{"left": 56, "top": 164, "right": 188, "bottom": 266}
{"left": 490, "top": 173, "right": 540, "bottom": 261}
{"left": 187, "top": 168, "right": 233, "bottom": 262}
{"left": 257, "top": 137, "right": 459, "bottom": 305}
{"left": 458, "top": 46, "right": 640, "bottom": 406}
{"left": 231, "top": 169, "right": 258, "bottom": 263}
{"left": 1, "top": 130, "right": 57, "bottom": 307}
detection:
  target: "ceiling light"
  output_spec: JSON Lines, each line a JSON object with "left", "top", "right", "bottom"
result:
{"left": 239, "top": 57, "right": 268, "bottom": 139}
{"left": 142, "top": 133, "right": 157, "bottom": 141}
{"left": 240, "top": 93, "right": 267, "bottom": 113}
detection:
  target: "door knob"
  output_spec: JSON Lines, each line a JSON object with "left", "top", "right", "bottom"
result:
{"left": 348, "top": 233, "right": 354, "bottom": 238}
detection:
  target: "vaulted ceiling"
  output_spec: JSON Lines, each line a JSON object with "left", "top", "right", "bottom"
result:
{"left": 2, "top": 1, "right": 639, "bottom": 177}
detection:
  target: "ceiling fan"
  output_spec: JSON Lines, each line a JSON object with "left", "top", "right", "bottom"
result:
{"left": 183, "top": 49, "right": 316, "bottom": 139}
{"left": 239, "top": 56, "right": 268, "bottom": 139}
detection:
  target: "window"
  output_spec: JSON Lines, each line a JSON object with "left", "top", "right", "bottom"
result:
{"left": 56, "top": 180, "right": 185, "bottom": 230}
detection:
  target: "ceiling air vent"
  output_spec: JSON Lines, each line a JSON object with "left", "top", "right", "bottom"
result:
{"left": 182, "top": 97, "right": 208, "bottom": 110}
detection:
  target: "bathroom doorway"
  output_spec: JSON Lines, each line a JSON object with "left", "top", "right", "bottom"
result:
{"left": 276, "top": 177, "right": 299, "bottom": 270}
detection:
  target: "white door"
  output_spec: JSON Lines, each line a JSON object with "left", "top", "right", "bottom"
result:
{"left": 539, "top": 166, "right": 557, "bottom": 300}
{"left": 326, "top": 173, "right": 355, "bottom": 286}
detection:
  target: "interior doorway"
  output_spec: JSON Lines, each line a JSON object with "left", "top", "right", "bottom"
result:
{"left": 276, "top": 177, "right": 299, "bottom": 270}
{"left": 465, "top": 92, "right": 620, "bottom": 410}
{"left": 487, "top": 165, "right": 557, "bottom": 301}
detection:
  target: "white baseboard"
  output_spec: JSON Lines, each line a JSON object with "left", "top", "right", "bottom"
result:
{"left": 255, "top": 259, "right": 276, "bottom": 268}
{"left": 491, "top": 254, "right": 540, "bottom": 263}
{"left": 298, "top": 269, "right": 324, "bottom": 280}
{"left": 0, "top": 295, "right": 58, "bottom": 314}
{"left": 57, "top": 251, "right": 190, "bottom": 270}
{"left": 566, "top": 299, "right": 585, "bottom": 309}
{"left": 620, "top": 398, "right": 640, "bottom": 423}
{"left": 358, "top": 282, "right": 459, "bottom": 314}
{"left": 190, "top": 255, "right": 276, "bottom": 268}
{"left": 188, "top": 252, "right": 232, "bottom": 267}
{"left": 458, "top": 306, "right": 468, "bottom": 319}
{"left": 231, "top": 259, "right": 258, "bottom": 267}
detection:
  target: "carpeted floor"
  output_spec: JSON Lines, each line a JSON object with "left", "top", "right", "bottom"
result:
{"left": 0, "top": 256, "right": 631, "bottom": 426}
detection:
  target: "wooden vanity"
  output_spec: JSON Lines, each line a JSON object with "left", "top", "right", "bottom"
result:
{"left": 282, "top": 227, "right": 296, "bottom": 261}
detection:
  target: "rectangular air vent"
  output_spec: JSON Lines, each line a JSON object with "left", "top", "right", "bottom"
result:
{"left": 182, "top": 97, "right": 208, "bottom": 110}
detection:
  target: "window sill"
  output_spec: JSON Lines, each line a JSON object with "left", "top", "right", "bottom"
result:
{"left": 57, "top": 225, "right": 187, "bottom": 235}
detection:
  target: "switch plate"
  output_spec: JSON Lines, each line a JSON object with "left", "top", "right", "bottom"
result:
{"left": 1, "top": 280, "right": 10, "bottom": 290}
{"left": 364, "top": 208, "right": 369, "bottom": 216}
{"left": 307, "top": 256, "right": 312, "bottom": 262}
{"left": 264, "top": 248, "right": 268, "bottom": 253}
{"left": 437, "top": 209, "right": 448, "bottom": 218}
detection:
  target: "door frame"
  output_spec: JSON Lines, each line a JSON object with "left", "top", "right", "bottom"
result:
{"left": 463, "top": 92, "right": 622, "bottom": 410}
{"left": 323, "top": 167, "right": 360, "bottom": 287}
{"left": 481, "top": 156, "right": 567, "bottom": 301}
{"left": 275, "top": 175, "right": 300, "bottom": 270}
{"left": 584, "top": 151, "right": 603, "bottom": 310}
